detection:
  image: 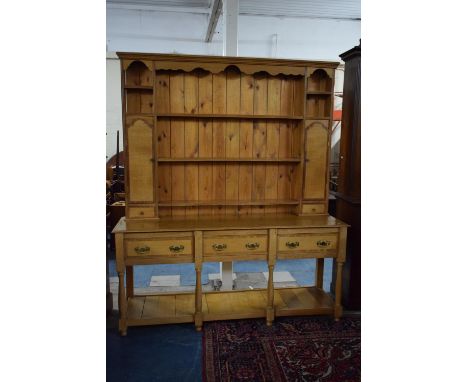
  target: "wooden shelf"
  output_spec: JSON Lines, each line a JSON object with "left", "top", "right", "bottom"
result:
{"left": 126, "top": 113, "right": 154, "bottom": 117}
{"left": 124, "top": 85, "right": 153, "bottom": 90}
{"left": 158, "top": 200, "right": 300, "bottom": 207}
{"left": 274, "top": 287, "right": 334, "bottom": 316}
{"left": 305, "top": 116, "right": 331, "bottom": 120}
{"left": 126, "top": 287, "right": 334, "bottom": 326}
{"left": 156, "top": 113, "right": 303, "bottom": 120}
{"left": 306, "top": 91, "right": 332, "bottom": 95}
{"left": 158, "top": 158, "right": 301, "bottom": 163}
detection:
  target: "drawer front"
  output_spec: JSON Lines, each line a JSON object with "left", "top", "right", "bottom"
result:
{"left": 125, "top": 234, "right": 193, "bottom": 258}
{"left": 203, "top": 231, "right": 268, "bottom": 256}
{"left": 127, "top": 206, "right": 155, "bottom": 218}
{"left": 301, "top": 203, "right": 326, "bottom": 214}
{"left": 277, "top": 233, "right": 338, "bottom": 253}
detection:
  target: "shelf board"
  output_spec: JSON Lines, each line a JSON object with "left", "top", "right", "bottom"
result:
{"left": 126, "top": 287, "right": 334, "bottom": 326}
{"left": 305, "top": 116, "right": 331, "bottom": 120}
{"left": 124, "top": 85, "right": 153, "bottom": 90}
{"left": 306, "top": 91, "right": 332, "bottom": 95}
{"left": 126, "top": 113, "right": 154, "bottom": 117}
{"left": 156, "top": 113, "right": 303, "bottom": 120}
{"left": 159, "top": 199, "right": 300, "bottom": 207}
{"left": 158, "top": 158, "right": 301, "bottom": 163}
{"left": 274, "top": 287, "right": 334, "bottom": 316}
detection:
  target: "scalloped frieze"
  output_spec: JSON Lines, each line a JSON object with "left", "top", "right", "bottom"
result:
{"left": 123, "top": 59, "right": 153, "bottom": 71}
{"left": 307, "top": 67, "right": 334, "bottom": 78}
{"left": 153, "top": 61, "right": 305, "bottom": 76}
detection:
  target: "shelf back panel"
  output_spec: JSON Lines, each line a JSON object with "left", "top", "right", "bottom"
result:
{"left": 155, "top": 69, "right": 304, "bottom": 118}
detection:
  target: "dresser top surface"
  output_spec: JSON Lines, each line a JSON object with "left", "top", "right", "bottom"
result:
{"left": 117, "top": 52, "right": 340, "bottom": 69}
{"left": 112, "top": 214, "right": 348, "bottom": 234}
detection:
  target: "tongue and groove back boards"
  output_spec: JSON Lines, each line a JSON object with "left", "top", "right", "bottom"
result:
{"left": 120, "top": 53, "right": 338, "bottom": 220}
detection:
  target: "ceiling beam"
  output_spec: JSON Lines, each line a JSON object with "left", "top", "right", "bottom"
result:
{"left": 205, "top": 0, "right": 223, "bottom": 42}
{"left": 107, "top": 2, "right": 209, "bottom": 14}
{"left": 222, "top": 0, "right": 238, "bottom": 56}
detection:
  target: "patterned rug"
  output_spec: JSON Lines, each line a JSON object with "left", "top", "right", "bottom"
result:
{"left": 203, "top": 316, "right": 360, "bottom": 382}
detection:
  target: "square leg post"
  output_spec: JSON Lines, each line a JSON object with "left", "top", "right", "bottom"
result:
{"left": 334, "top": 261, "right": 344, "bottom": 321}
{"left": 115, "top": 233, "right": 127, "bottom": 335}
{"left": 194, "top": 231, "right": 203, "bottom": 331}
{"left": 266, "top": 229, "right": 277, "bottom": 326}
{"left": 334, "top": 227, "right": 348, "bottom": 321}
{"left": 126, "top": 266, "right": 134, "bottom": 298}
{"left": 315, "top": 258, "right": 324, "bottom": 289}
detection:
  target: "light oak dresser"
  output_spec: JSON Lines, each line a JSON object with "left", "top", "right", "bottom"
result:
{"left": 113, "top": 52, "right": 348, "bottom": 335}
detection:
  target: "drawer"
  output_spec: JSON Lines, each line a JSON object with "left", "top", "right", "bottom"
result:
{"left": 127, "top": 206, "right": 155, "bottom": 218}
{"left": 301, "top": 203, "right": 326, "bottom": 214}
{"left": 125, "top": 232, "right": 193, "bottom": 258}
{"left": 277, "top": 231, "right": 338, "bottom": 253}
{"left": 203, "top": 230, "right": 268, "bottom": 258}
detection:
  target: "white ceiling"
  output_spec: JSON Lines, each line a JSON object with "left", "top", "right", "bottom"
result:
{"left": 107, "top": 0, "right": 361, "bottom": 20}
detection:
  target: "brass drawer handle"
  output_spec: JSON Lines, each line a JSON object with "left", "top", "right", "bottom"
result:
{"left": 316, "top": 240, "right": 331, "bottom": 248}
{"left": 212, "top": 243, "right": 227, "bottom": 251}
{"left": 245, "top": 242, "right": 260, "bottom": 250}
{"left": 286, "top": 241, "right": 300, "bottom": 249}
{"left": 169, "top": 244, "right": 184, "bottom": 253}
{"left": 134, "top": 245, "right": 150, "bottom": 255}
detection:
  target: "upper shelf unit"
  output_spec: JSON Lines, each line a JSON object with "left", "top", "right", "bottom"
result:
{"left": 125, "top": 61, "right": 153, "bottom": 87}
{"left": 119, "top": 53, "right": 340, "bottom": 219}
{"left": 305, "top": 69, "right": 333, "bottom": 119}
{"left": 307, "top": 69, "right": 332, "bottom": 93}
{"left": 124, "top": 61, "right": 154, "bottom": 115}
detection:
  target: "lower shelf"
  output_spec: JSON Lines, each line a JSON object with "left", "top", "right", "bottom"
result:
{"left": 126, "top": 287, "right": 334, "bottom": 326}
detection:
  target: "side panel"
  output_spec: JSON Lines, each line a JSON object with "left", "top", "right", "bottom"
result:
{"left": 303, "top": 120, "right": 328, "bottom": 200}
{"left": 127, "top": 117, "right": 154, "bottom": 203}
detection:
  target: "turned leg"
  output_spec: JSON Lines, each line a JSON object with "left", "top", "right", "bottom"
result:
{"left": 266, "top": 229, "right": 277, "bottom": 326}
{"left": 194, "top": 231, "right": 203, "bottom": 331}
{"left": 126, "top": 266, "right": 134, "bottom": 298}
{"left": 266, "top": 264, "right": 275, "bottom": 326}
{"left": 118, "top": 271, "right": 128, "bottom": 335}
{"left": 334, "top": 261, "right": 344, "bottom": 321}
{"left": 194, "top": 265, "right": 203, "bottom": 331}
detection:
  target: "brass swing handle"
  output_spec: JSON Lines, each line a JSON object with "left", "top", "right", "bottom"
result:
{"left": 212, "top": 243, "right": 227, "bottom": 251}
{"left": 286, "top": 241, "right": 300, "bottom": 249}
{"left": 169, "top": 244, "right": 185, "bottom": 253}
{"left": 316, "top": 240, "right": 331, "bottom": 248}
{"left": 245, "top": 242, "right": 260, "bottom": 250}
{"left": 134, "top": 245, "right": 150, "bottom": 255}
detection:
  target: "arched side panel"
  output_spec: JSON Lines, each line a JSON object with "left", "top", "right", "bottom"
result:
{"left": 306, "top": 68, "right": 333, "bottom": 92}
{"left": 124, "top": 60, "right": 154, "bottom": 87}
{"left": 303, "top": 120, "right": 329, "bottom": 200}
{"left": 126, "top": 117, "right": 155, "bottom": 204}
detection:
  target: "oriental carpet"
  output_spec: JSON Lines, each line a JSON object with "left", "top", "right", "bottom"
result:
{"left": 203, "top": 316, "right": 360, "bottom": 382}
